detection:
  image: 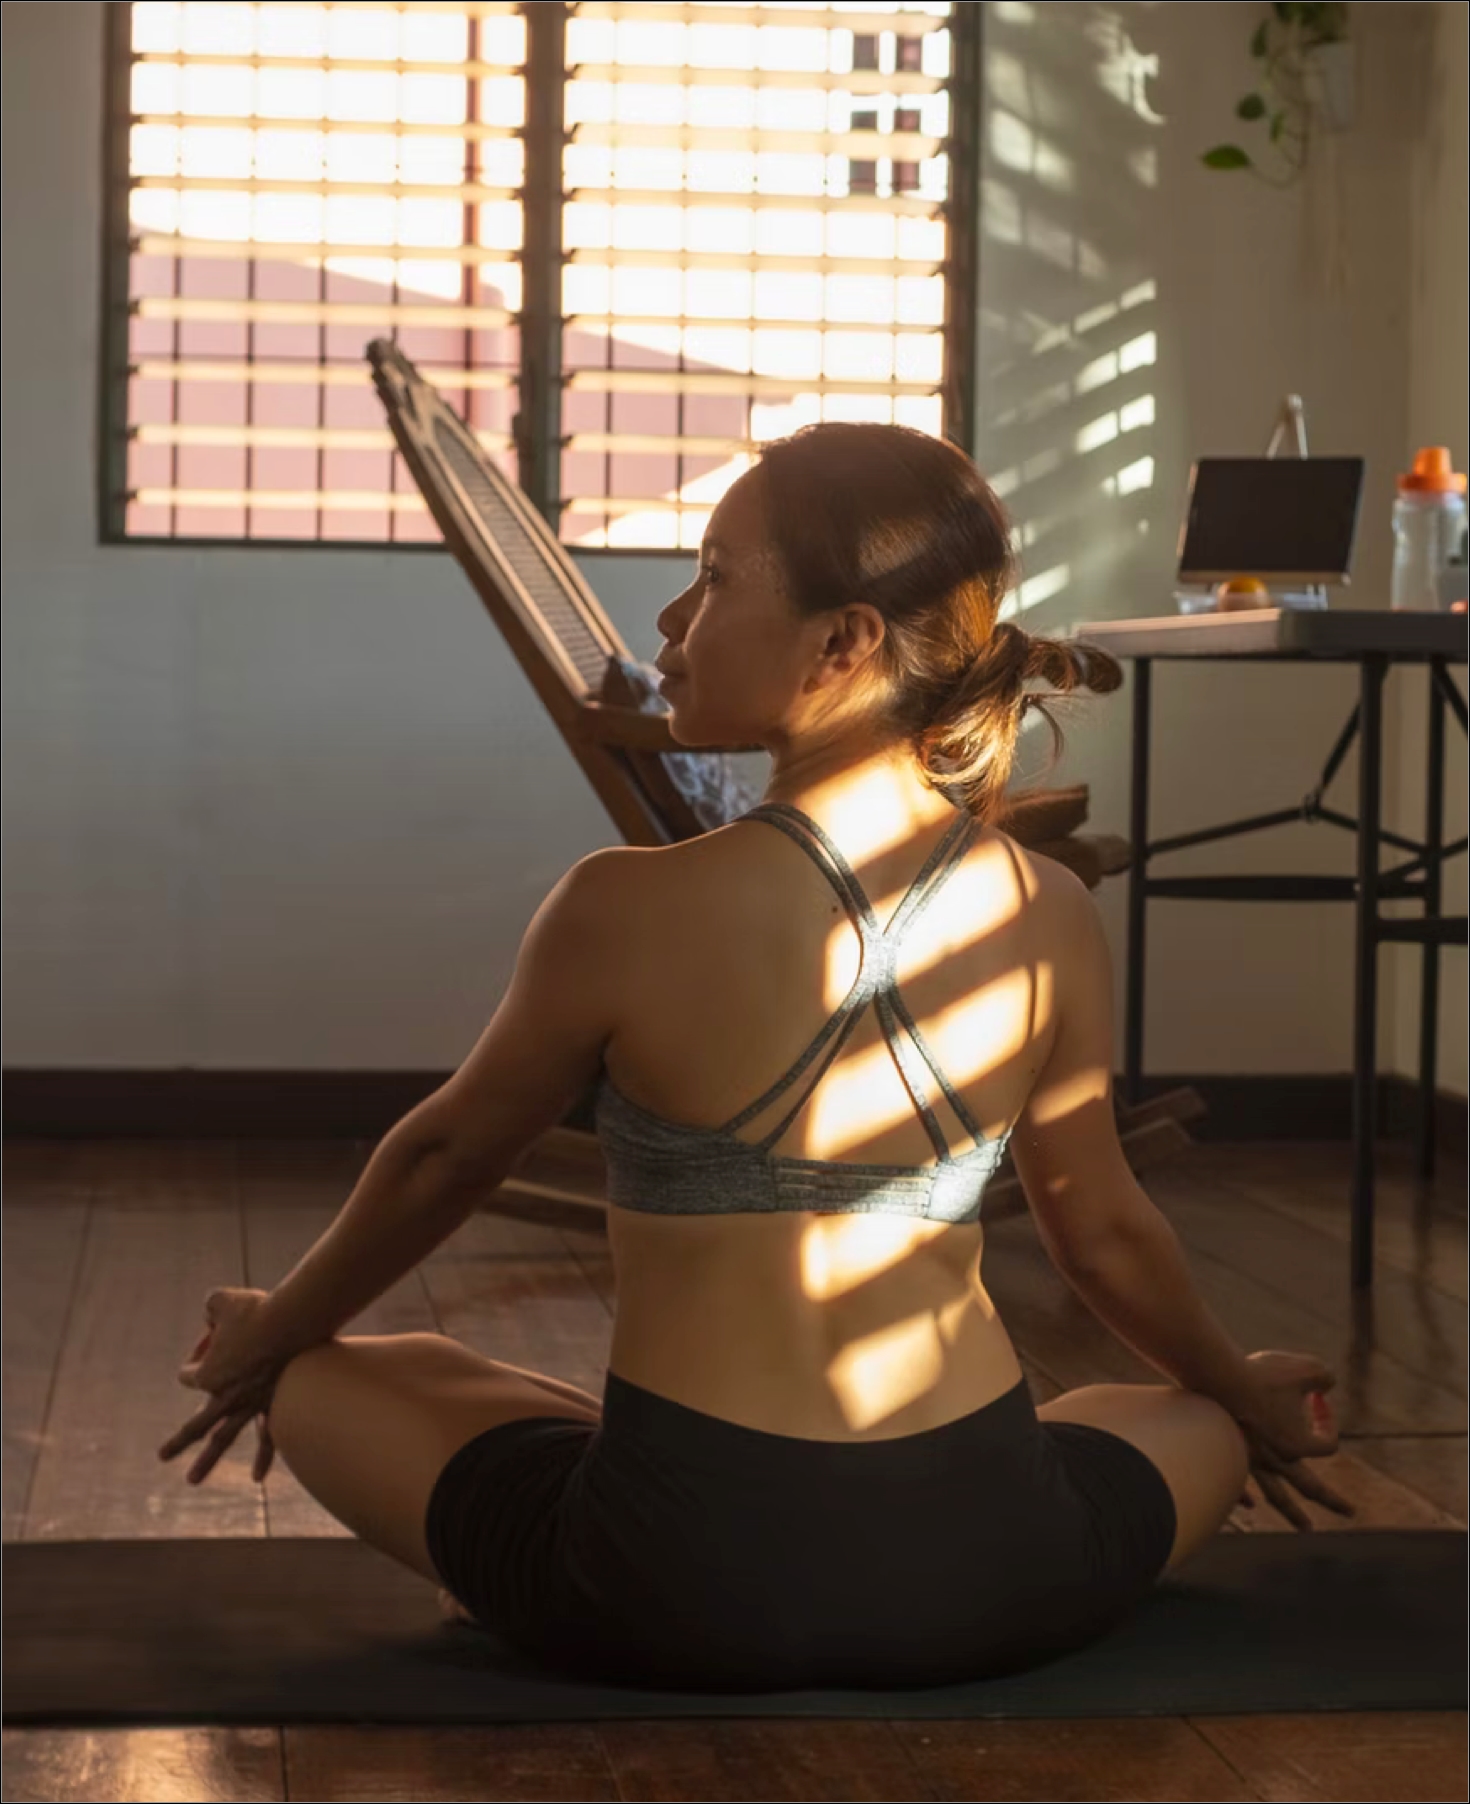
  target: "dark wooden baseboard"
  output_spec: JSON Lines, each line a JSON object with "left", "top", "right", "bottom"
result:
{"left": 1, "top": 1069, "right": 448, "bottom": 1143}
{"left": 2, "top": 1068, "right": 1465, "bottom": 1160}
{"left": 1135, "top": 1073, "right": 1467, "bottom": 1154}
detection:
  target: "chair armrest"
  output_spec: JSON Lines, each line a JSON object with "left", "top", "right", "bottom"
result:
{"left": 1113, "top": 1086, "right": 1208, "bottom": 1135}
{"left": 1028, "top": 833, "right": 1131, "bottom": 890}
{"left": 479, "top": 1175, "right": 610, "bottom": 1235}
{"left": 996, "top": 785, "right": 1090, "bottom": 844}
{"left": 574, "top": 701, "right": 764, "bottom": 758}
{"left": 574, "top": 700, "right": 684, "bottom": 752}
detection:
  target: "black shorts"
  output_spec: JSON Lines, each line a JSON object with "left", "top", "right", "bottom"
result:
{"left": 424, "top": 1369, "right": 1177, "bottom": 1693}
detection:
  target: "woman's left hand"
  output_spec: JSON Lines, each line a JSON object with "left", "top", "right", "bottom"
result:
{"left": 1230, "top": 1367, "right": 1355, "bottom": 1531}
{"left": 1235, "top": 1442, "right": 1355, "bottom": 1530}
{"left": 158, "top": 1288, "right": 294, "bottom": 1487}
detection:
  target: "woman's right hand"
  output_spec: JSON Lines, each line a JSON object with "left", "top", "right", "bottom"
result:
{"left": 159, "top": 1288, "right": 294, "bottom": 1487}
{"left": 1228, "top": 1349, "right": 1356, "bottom": 1531}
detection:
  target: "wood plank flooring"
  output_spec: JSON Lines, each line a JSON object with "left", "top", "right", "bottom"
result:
{"left": 3, "top": 1135, "right": 1465, "bottom": 1802}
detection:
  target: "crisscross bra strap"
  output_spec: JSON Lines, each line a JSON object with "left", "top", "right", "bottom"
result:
{"left": 727, "top": 802, "right": 985, "bottom": 1160}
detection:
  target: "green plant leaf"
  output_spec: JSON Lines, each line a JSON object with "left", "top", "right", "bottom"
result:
{"left": 1201, "top": 145, "right": 1253, "bottom": 170}
{"left": 1272, "top": 3, "right": 1299, "bottom": 23}
{"left": 1250, "top": 19, "right": 1270, "bottom": 56}
{"left": 1236, "top": 93, "right": 1268, "bottom": 120}
{"left": 1269, "top": 111, "right": 1287, "bottom": 141}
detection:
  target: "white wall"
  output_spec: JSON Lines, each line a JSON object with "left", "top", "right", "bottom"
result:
{"left": 980, "top": 1, "right": 1459, "bottom": 1085}
{"left": 1, "top": 1, "right": 673, "bottom": 1074}
{"left": 1388, "top": 0, "right": 1468, "bottom": 1100}
{"left": 2, "top": 1, "right": 1460, "bottom": 1094}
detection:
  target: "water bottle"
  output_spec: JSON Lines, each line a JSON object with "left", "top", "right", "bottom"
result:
{"left": 1390, "top": 447, "right": 1467, "bottom": 612}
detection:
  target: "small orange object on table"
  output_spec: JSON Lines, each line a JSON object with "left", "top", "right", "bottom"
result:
{"left": 1213, "top": 576, "right": 1272, "bottom": 612}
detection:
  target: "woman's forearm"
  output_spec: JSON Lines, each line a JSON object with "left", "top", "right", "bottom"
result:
{"left": 258, "top": 1131, "right": 486, "bottom": 1362}
{"left": 1055, "top": 1210, "right": 1256, "bottom": 1417}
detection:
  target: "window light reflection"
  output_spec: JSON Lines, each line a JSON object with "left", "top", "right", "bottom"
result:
{"left": 824, "top": 1293, "right": 976, "bottom": 1429}
{"left": 127, "top": 0, "right": 958, "bottom": 543}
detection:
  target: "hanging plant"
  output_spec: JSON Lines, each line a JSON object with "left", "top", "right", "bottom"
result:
{"left": 1201, "top": 2, "right": 1353, "bottom": 185}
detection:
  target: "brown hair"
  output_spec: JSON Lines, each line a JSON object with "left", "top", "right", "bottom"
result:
{"left": 754, "top": 421, "right": 1124, "bottom": 822}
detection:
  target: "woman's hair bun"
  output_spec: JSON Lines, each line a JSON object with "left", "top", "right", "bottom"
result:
{"left": 917, "top": 623, "right": 1124, "bottom": 821}
{"left": 979, "top": 619, "right": 1031, "bottom": 689}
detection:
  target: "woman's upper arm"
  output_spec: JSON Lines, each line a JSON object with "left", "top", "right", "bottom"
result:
{"left": 1008, "top": 868, "right": 1154, "bottom": 1268}
{"left": 403, "top": 847, "right": 633, "bottom": 1178}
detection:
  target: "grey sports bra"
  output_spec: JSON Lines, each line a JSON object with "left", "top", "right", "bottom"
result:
{"left": 593, "top": 800, "right": 1013, "bottom": 1223}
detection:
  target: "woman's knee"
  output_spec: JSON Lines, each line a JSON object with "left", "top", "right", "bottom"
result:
{"left": 268, "top": 1333, "right": 448, "bottom": 1421}
{"left": 1041, "top": 1381, "right": 1245, "bottom": 1463}
{"left": 266, "top": 1339, "right": 345, "bottom": 1438}
{"left": 1204, "top": 1392, "right": 1250, "bottom": 1485}
{"left": 265, "top": 1332, "right": 578, "bottom": 1431}
{"left": 1155, "top": 1390, "right": 1250, "bottom": 1566}
{"left": 1038, "top": 1382, "right": 1248, "bottom": 1568}
{"left": 1166, "top": 1387, "right": 1250, "bottom": 1488}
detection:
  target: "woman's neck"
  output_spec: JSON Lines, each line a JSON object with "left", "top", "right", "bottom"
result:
{"left": 762, "top": 741, "right": 962, "bottom": 854}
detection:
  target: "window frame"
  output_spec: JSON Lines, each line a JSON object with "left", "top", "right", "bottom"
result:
{"left": 97, "top": 0, "right": 982, "bottom": 554}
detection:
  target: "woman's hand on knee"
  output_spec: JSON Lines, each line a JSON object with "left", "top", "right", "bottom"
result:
{"left": 176, "top": 1287, "right": 294, "bottom": 1395}
{"left": 158, "top": 1372, "right": 279, "bottom": 1486}
{"left": 158, "top": 1288, "right": 291, "bottom": 1487}
{"left": 1238, "top": 1452, "right": 1354, "bottom": 1531}
{"left": 1229, "top": 1349, "right": 1355, "bottom": 1530}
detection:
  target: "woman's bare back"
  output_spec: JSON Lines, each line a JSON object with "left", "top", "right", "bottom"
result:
{"left": 599, "top": 804, "right": 1067, "bottom": 1442}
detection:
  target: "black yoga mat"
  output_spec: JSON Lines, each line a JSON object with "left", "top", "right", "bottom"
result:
{"left": 4, "top": 1531, "right": 1463, "bottom": 1726}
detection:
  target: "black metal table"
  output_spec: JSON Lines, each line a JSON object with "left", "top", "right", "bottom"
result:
{"left": 1071, "top": 607, "right": 1468, "bottom": 1288}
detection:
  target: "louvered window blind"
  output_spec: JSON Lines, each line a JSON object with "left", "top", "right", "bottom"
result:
{"left": 102, "top": 1, "right": 978, "bottom": 549}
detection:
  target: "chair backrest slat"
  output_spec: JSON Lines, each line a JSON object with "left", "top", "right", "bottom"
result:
{"left": 368, "top": 339, "right": 708, "bottom": 846}
{"left": 428, "top": 414, "right": 611, "bottom": 693}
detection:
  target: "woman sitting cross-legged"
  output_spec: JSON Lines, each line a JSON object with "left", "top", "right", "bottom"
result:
{"left": 160, "top": 420, "right": 1351, "bottom": 1695}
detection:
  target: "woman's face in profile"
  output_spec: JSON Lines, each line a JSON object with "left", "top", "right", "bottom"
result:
{"left": 654, "top": 469, "right": 813, "bottom": 748}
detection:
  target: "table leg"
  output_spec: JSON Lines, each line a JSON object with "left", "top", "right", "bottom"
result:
{"left": 1351, "top": 655, "right": 1386, "bottom": 1289}
{"left": 1416, "top": 659, "right": 1446, "bottom": 1177}
{"left": 1125, "top": 658, "right": 1152, "bottom": 1109}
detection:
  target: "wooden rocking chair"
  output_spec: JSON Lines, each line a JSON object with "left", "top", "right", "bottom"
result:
{"left": 366, "top": 340, "right": 1200, "bottom": 1230}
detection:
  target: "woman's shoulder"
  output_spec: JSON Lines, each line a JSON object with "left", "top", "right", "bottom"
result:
{"left": 553, "top": 829, "right": 777, "bottom": 1042}
{"left": 571, "top": 820, "right": 750, "bottom": 887}
{"left": 582, "top": 812, "right": 1072, "bottom": 897}
{"left": 577, "top": 817, "right": 826, "bottom": 967}
{"left": 562, "top": 823, "right": 757, "bottom": 934}
{"left": 580, "top": 814, "right": 1078, "bottom": 960}
{"left": 983, "top": 819, "right": 1082, "bottom": 908}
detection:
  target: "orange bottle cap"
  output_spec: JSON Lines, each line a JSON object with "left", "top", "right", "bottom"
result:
{"left": 1398, "top": 446, "right": 1468, "bottom": 495}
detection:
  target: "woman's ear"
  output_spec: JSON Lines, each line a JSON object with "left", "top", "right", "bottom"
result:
{"left": 823, "top": 604, "right": 885, "bottom": 675}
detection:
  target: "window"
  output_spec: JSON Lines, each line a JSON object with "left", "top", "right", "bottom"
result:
{"left": 101, "top": 1, "right": 980, "bottom": 549}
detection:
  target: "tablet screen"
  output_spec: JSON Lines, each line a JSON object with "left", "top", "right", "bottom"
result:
{"left": 1176, "top": 456, "right": 1365, "bottom": 583}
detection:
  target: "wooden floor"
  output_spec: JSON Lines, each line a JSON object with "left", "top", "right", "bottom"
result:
{"left": 3, "top": 1134, "right": 1466, "bottom": 1802}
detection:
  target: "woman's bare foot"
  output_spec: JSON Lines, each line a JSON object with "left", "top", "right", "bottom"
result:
{"left": 437, "top": 1585, "right": 478, "bottom": 1626}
